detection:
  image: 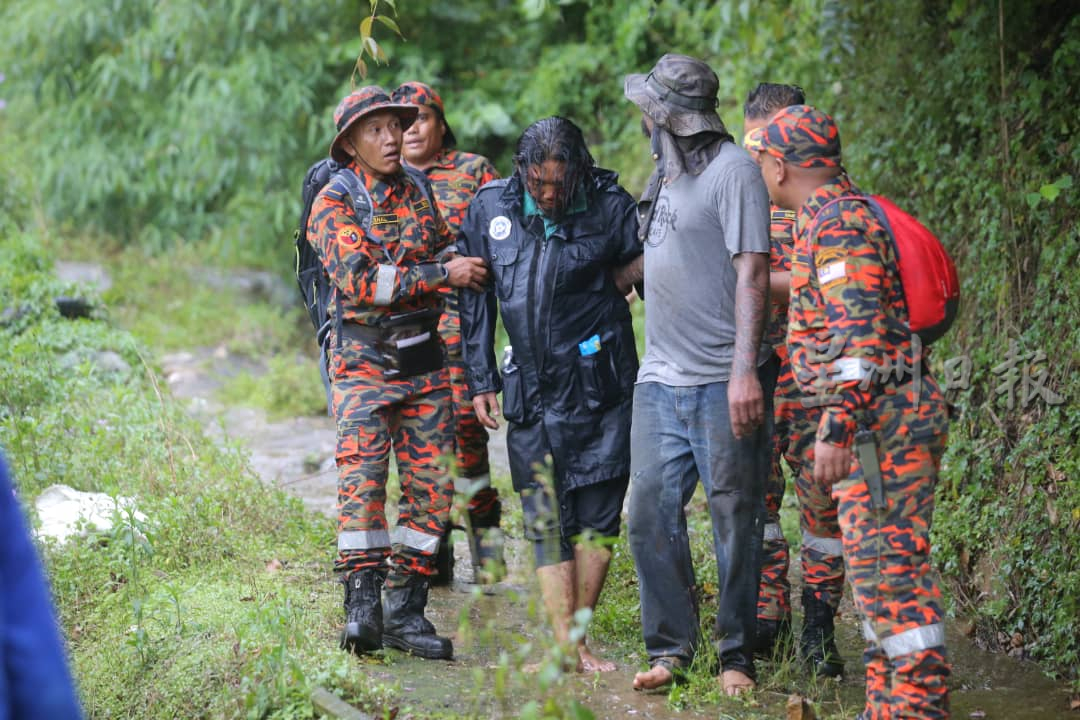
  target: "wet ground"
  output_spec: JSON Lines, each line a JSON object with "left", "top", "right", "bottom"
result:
{"left": 158, "top": 344, "right": 1076, "bottom": 720}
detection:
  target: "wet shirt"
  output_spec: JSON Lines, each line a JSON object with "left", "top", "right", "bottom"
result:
{"left": 788, "top": 174, "right": 918, "bottom": 447}
{"left": 414, "top": 149, "right": 499, "bottom": 234}
{"left": 308, "top": 162, "right": 454, "bottom": 326}
{"left": 765, "top": 205, "right": 797, "bottom": 350}
{"left": 637, "top": 142, "right": 772, "bottom": 386}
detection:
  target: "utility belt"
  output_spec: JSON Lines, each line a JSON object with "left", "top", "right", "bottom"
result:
{"left": 339, "top": 307, "right": 445, "bottom": 380}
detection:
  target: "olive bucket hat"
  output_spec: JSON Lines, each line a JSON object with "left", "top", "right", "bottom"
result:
{"left": 329, "top": 86, "right": 419, "bottom": 163}
{"left": 624, "top": 54, "right": 727, "bottom": 137}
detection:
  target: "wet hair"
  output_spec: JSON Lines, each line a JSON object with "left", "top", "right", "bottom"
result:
{"left": 513, "top": 116, "right": 594, "bottom": 218}
{"left": 743, "top": 83, "right": 806, "bottom": 120}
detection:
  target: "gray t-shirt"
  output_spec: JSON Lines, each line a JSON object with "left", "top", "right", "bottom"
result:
{"left": 637, "top": 142, "right": 772, "bottom": 386}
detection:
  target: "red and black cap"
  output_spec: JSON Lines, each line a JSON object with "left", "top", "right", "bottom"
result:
{"left": 758, "top": 104, "right": 842, "bottom": 168}
{"left": 392, "top": 81, "right": 457, "bottom": 149}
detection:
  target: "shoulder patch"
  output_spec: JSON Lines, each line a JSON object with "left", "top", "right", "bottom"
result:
{"left": 338, "top": 227, "right": 361, "bottom": 246}
{"left": 814, "top": 247, "right": 846, "bottom": 267}
{"left": 817, "top": 260, "right": 847, "bottom": 286}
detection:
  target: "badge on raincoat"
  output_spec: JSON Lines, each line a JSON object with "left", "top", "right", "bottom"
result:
{"left": 489, "top": 216, "right": 512, "bottom": 241}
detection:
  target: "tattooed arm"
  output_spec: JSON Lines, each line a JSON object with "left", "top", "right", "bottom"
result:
{"left": 729, "top": 251, "right": 769, "bottom": 438}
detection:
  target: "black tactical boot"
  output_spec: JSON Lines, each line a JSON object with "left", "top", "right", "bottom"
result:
{"left": 468, "top": 526, "right": 506, "bottom": 584}
{"left": 382, "top": 575, "right": 453, "bottom": 660}
{"left": 755, "top": 614, "right": 794, "bottom": 660}
{"left": 800, "top": 587, "right": 844, "bottom": 677}
{"left": 430, "top": 530, "right": 455, "bottom": 587}
{"left": 339, "top": 568, "right": 384, "bottom": 655}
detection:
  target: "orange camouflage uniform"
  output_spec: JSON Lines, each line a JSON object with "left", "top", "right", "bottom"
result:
{"left": 309, "top": 161, "right": 458, "bottom": 586}
{"left": 411, "top": 150, "right": 502, "bottom": 527}
{"left": 757, "top": 202, "right": 847, "bottom": 628}
{"left": 789, "top": 172, "right": 950, "bottom": 719}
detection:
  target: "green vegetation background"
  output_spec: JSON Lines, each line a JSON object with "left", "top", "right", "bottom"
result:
{"left": 0, "top": 0, "right": 1077, "bottom": 715}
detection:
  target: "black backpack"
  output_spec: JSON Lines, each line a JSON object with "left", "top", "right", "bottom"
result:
{"left": 293, "top": 158, "right": 437, "bottom": 410}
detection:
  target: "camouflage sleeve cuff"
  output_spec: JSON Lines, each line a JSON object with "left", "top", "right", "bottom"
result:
{"left": 818, "top": 406, "right": 856, "bottom": 448}
{"left": 418, "top": 261, "right": 446, "bottom": 290}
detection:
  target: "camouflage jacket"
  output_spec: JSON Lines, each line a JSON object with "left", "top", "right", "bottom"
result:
{"left": 788, "top": 174, "right": 923, "bottom": 447}
{"left": 411, "top": 149, "right": 499, "bottom": 235}
{"left": 765, "top": 205, "right": 797, "bottom": 350}
{"left": 308, "top": 161, "right": 454, "bottom": 327}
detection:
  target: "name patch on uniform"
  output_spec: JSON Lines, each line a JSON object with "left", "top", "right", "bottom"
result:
{"left": 371, "top": 213, "right": 399, "bottom": 226}
{"left": 817, "top": 260, "right": 847, "bottom": 285}
{"left": 489, "top": 216, "right": 512, "bottom": 241}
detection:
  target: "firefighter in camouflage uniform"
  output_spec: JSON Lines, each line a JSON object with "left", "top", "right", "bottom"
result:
{"left": 757, "top": 104, "right": 951, "bottom": 718}
{"left": 393, "top": 81, "right": 505, "bottom": 584}
{"left": 309, "top": 86, "right": 489, "bottom": 661}
{"left": 744, "top": 84, "right": 846, "bottom": 678}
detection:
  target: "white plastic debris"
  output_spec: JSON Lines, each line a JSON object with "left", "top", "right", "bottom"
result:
{"left": 34, "top": 485, "right": 147, "bottom": 543}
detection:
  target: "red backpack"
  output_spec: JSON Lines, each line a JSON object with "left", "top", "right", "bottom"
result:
{"left": 812, "top": 194, "right": 960, "bottom": 345}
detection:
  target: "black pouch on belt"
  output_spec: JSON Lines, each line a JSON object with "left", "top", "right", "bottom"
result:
{"left": 854, "top": 426, "right": 887, "bottom": 511}
{"left": 378, "top": 307, "right": 444, "bottom": 379}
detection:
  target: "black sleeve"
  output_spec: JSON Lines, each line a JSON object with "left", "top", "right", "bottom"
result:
{"left": 610, "top": 188, "right": 643, "bottom": 266}
{"left": 457, "top": 196, "right": 501, "bottom": 397}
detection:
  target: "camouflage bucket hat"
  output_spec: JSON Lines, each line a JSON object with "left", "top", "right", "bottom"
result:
{"left": 392, "top": 81, "right": 457, "bottom": 149}
{"left": 329, "top": 86, "right": 419, "bottom": 163}
{"left": 624, "top": 54, "right": 726, "bottom": 137}
{"left": 758, "top": 104, "right": 842, "bottom": 168}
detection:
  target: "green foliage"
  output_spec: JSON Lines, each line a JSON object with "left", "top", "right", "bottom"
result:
{"left": 0, "top": 0, "right": 363, "bottom": 252}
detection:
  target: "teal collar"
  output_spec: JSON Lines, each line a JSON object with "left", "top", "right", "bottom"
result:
{"left": 523, "top": 187, "right": 588, "bottom": 239}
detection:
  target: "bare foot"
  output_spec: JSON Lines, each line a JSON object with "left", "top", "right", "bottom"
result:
{"left": 632, "top": 663, "right": 673, "bottom": 690}
{"left": 578, "top": 645, "right": 616, "bottom": 673}
{"left": 720, "top": 669, "right": 755, "bottom": 696}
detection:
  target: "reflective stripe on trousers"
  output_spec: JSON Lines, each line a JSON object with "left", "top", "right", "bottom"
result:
{"left": 338, "top": 529, "right": 391, "bottom": 551}
{"left": 802, "top": 528, "right": 843, "bottom": 557}
{"left": 863, "top": 621, "right": 946, "bottom": 659}
{"left": 391, "top": 526, "right": 441, "bottom": 554}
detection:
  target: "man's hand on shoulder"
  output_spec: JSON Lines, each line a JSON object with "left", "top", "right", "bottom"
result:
{"left": 443, "top": 256, "right": 490, "bottom": 292}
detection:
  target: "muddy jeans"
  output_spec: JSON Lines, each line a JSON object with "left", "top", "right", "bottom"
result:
{"left": 627, "top": 357, "right": 776, "bottom": 676}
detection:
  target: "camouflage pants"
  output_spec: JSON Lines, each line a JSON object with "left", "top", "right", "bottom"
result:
{"left": 330, "top": 333, "right": 455, "bottom": 587}
{"left": 837, "top": 386, "right": 950, "bottom": 719}
{"left": 758, "top": 348, "right": 845, "bottom": 622}
{"left": 439, "top": 300, "right": 499, "bottom": 529}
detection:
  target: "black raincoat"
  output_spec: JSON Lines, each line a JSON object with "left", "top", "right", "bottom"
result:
{"left": 459, "top": 169, "right": 641, "bottom": 493}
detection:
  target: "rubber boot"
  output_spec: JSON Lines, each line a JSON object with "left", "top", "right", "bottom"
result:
{"left": 800, "top": 587, "right": 844, "bottom": 677}
{"left": 468, "top": 526, "right": 506, "bottom": 584}
{"left": 430, "top": 529, "right": 455, "bottom": 587}
{"left": 339, "top": 568, "right": 384, "bottom": 655}
{"left": 754, "top": 614, "right": 794, "bottom": 660}
{"left": 382, "top": 576, "right": 453, "bottom": 660}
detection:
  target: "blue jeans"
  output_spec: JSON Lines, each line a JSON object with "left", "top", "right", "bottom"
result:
{"left": 628, "top": 358, "right": 777, "bottom": 676}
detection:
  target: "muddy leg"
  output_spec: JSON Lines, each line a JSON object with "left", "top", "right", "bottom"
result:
{"left": 574, "top": 543, "right": 615, "bottom": 672}
{"left": 535, "top": 560, "right": 582, "bottom": 671}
